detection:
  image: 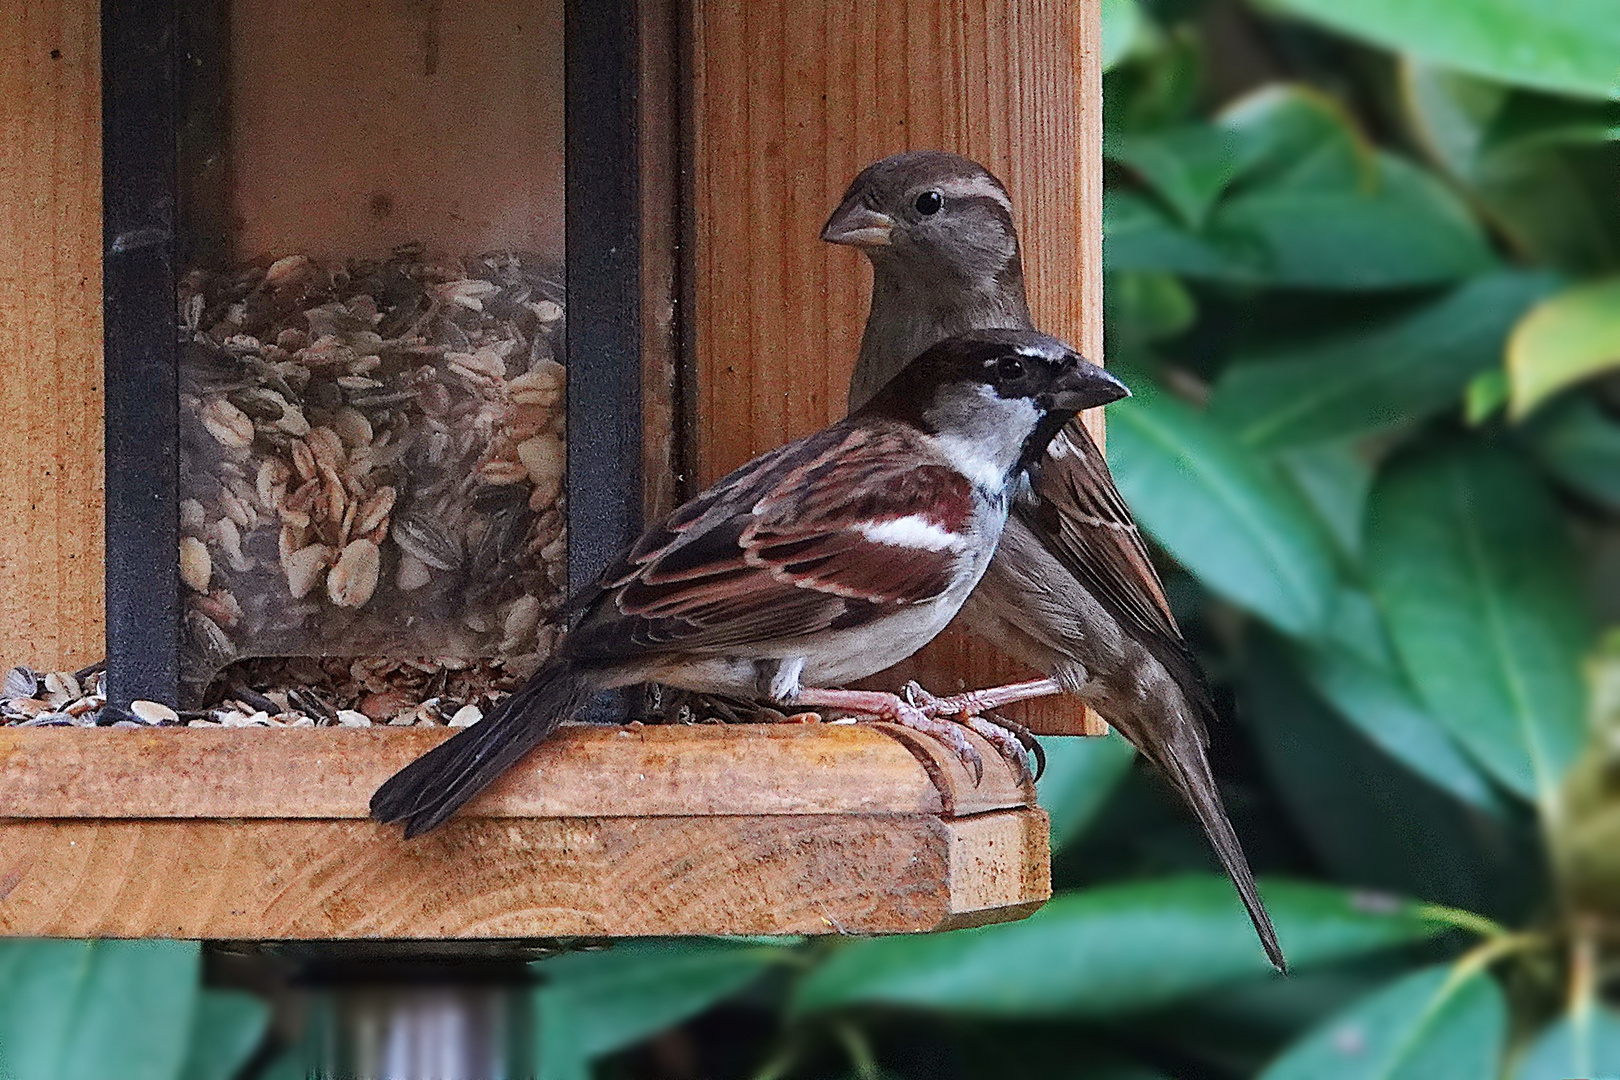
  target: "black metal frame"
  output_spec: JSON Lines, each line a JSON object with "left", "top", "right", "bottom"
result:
{"left": 103, "top": 0, "right": 181, "bottom": 706}
{"left": 102, "top": 0, "right": 647, "bottom": 707}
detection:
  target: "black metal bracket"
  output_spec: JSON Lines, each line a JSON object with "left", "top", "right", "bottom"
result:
{"left": 103, "top": 0, "right": 181, "bottom": 707}
{"left": 565, "top": 0, "right": 644, "bottom": 723}
{"left": 565, "top": 0, "right": 644, "bottom": 590}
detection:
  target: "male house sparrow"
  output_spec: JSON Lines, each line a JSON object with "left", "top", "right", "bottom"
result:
{"left": 824, "top": 151, "right": 1286, "bottom": 971}
{"left": 372, "top": 330, "right": 1128, "bottom": 837}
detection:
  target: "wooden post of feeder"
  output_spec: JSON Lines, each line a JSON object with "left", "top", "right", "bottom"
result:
{"left": 687, "top": 0, "right": 1109, "bottom": 736}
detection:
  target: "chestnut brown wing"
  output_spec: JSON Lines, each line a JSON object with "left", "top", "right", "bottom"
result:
{"left": 564, "top": 422, "right": 979, "bottom": 664}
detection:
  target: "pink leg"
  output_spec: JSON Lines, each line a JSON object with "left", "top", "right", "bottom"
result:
{"left": 917, "top": 678, "right": 1063, "bottom": 718}
{"left": 790, "top": 687, "right": 986, "bottom": 784}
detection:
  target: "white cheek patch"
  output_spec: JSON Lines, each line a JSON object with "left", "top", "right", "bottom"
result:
{"left": 858, "top": 516, "right": 969, "bottom": 552}
{"left": 924, "top": 386, "right": 1037, "bottom": 489}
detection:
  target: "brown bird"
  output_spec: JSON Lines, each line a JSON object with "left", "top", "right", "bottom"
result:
{"left": 372, "top": 330, "right": 1128, "bottom": 837}
{"left": 823, "top": 150, "right": 1285, "bottom": 971}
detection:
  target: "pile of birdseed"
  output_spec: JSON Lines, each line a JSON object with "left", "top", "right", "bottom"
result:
{"left": 177, "top": 246, "right": 567, "bottom": 697}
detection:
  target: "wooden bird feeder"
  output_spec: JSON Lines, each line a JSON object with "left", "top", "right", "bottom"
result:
{"left": 0, "top": 0, "right": 1106, "bottom": 957}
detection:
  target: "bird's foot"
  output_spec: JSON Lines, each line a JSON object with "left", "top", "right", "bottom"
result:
{"left": 900, "top": 682, "right": 1045, "bottom": 785}
{"left": 912, "top": 677, "right": 1065, "bottom": 718}
{"left": 790, "top": 687, "right": 985, "bottom": 785}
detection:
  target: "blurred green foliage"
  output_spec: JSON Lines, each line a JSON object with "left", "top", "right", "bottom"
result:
{"left": 0, "top": 941, "right": 266, "bottom": 1079}
{"left": 7, "top": 1, "right": 1620, "bottom": 1077}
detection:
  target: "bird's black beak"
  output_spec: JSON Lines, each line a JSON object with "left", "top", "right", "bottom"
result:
{"left": 821, "top": 202, "right": 895, "bottom": 248}
{"left": 1044, "top": 360, "right": 1130, "bottom": 412}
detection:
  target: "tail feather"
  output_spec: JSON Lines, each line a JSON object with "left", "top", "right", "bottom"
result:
{"left": 1156, "top": 733, "right": 1286, "bottom": 973}
{"left": 370, "top": 658, "right": 596, "bottom": 837}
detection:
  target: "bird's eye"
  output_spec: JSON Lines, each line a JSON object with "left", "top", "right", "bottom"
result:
{"left": 996, "top": 356, "right": 1027, "bottom": 381}
{"left": 914, "top": 190, "right": 944, "bottom": 216}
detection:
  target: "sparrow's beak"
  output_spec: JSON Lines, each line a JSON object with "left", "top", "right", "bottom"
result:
{"left": 1046, "top": 361, "right": 1131, "bottom": 412}
{"left": 821, "top": 203, "right": 895, "bottom": 248}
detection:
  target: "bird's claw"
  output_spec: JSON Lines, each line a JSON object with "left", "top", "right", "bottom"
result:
{"left": 894, "top": 682, "right": 1038, "bottom": 786}
{"left": 786, "top": 687, "right": 988, "bottom": 786}
{"left": 955, "top": 712, "right": 1042, "bottom": 786}
{"left": 887, "top": 699, "right": 984, "bottom": 785}
{"left": 982, "top": 711, "right": 1045, "bottom": 782}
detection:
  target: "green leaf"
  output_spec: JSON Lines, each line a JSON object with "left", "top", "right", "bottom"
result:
{"left": 793, "top": 878, "right": 1447, "bottom": 1018}
{"left": 1242, "top": 635, "right": 1535, "bottom": 914}
{"left": 1108, "top": 377, "right": 1339, "bottom": 636}
{"left": 178, "top": 990, "right": 269, "bottom": 1080}
{"left": 1106, "top": 125, "right": 1243, "bottom": 226}
{"left": 1508, "top": 278, "right": 1620, "bottom": 418}
{"left": 1211, "top": 86, "right": 1492, "bottom": 286}
{"left": 1365, "top": 442, "right": 1590, "bottom": 803}
{"left": 1259, "top": 965, "right": 1505, "bottom": 1080}
{"left": 1464, "top": 371, "right": 1509, "bottom": 425}
{"left": 1484, "top": 92, "right": 1620, "bottom": 153}
{"left": 535, "top": 941, "right": 779, "bottom": 1080}
{"left": 1295, "top": 645, "right": 1505, "bottom": 815}
{"left": 1514, "top": 1008, "right": 1620, "bottom": 1080}
{"left": 1206, "top": 153, "right": 1494, "bottom": 288}
{"left": 1104, "top": 190, "right": 1233, "bottom": 278}
{"left": 1292, "top": 590, "right": 1507, "bottom": 815}
{"left": 1105, "top": 270, "right": 1197, "bottom": 344}
{"left": 1103, "top": 25, "right": 1203, "bottom": 134}
{"left": 1104, "top": 155, "right": 1494, "bottom": 287}
{"left": 0, "top": 940, "right": 202, "bottom": 1080}
{"left": 1401, "top": 63, "right": 1506, "bottom": 178}
{"left": 1274, "top": 443, "right": 1372, "bottom": 560}
{"left": 1211, "top": 272, "right": 1559, "bottom": 449}
{"left": 1401, "top": 63, "right": 1620, "bottom": 272}
{"left": 1100, "top": 0, "right": 1142, "bottom": 73}
{"left": 1262, "top": 0, "right": 1620, "bottom": 101}
{"left": 1525, "top": 395, "right": 1620, "bottom": 507}
{"left": 1038, "top": 731, "right": 1137, "bottom": 852}
{"left": 1217, "top": 85, "right": 1377, "bottom": 193}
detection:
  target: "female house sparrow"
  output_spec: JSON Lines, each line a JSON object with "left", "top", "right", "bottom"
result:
{"left": 372, "top": 331, "right": 1128, "bottom": 837}
{"left": 824, "top": 151, "right": 1285, "bottom": 972}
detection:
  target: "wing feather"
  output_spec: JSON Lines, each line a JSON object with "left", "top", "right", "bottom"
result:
{"left": 564, "top": 420, "right": 980, "bottom": 666}
{"left": 1027, "top": 420, "right": 1216, "bottom": 722}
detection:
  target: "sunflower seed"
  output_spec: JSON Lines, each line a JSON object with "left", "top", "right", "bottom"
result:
{"left": 179, "top": 536, "right": 213, "bottom": 593}
{"left": 130, "top": 700, "right": 179, "bottom": 725}
{"left": 327, "top": 539, "right": 381, "bottom": 608}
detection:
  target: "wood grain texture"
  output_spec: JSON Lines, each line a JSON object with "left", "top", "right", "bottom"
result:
{"left": 0, "top": 809, "right": 1049, "bottom": 938}
{"left": 0, "top": 0, "right": 104, "bottom": 672}
{"left": 0, "top": 722, "right": 1032, "bottom": 820}
{"left": 688, "top": 0, "right": 1106, "bottom": 735}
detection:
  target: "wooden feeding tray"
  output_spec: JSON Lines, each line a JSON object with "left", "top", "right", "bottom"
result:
{"left": 0, "top": 723, "right": 1047, "bottom": 938}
